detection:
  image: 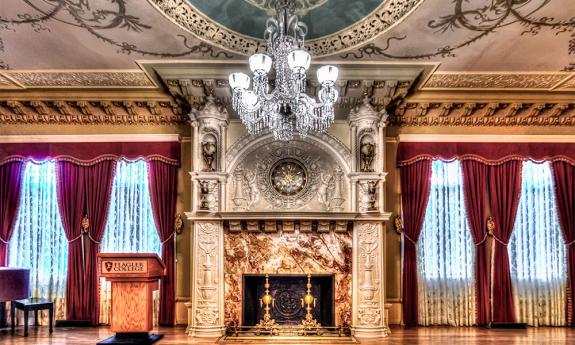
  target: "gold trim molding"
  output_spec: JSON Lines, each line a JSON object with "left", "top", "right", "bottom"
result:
{"left": 421, "top": 72, "right": 575, "bottom": 91}
{"left": 391, "top": 101, "right": 575, "bottom": 127}
{"left": 0, "top": 100, "right": 187, "bottom": 125}
{"left": 0, "top": 70, "right": 156, "bottom": 89}
{"left": 398, "top": 134, "right": 575, "bottom": 143}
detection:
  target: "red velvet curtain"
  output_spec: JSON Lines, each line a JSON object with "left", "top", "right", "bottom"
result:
{"left": 148, "top": 161, "right": 178, "bottom": 326}
{"left": 83, "top": 161, "right": 116, "bottom": 326}
{"left": 56, "top": 161, "right": 88, "bottom": 321}
{"left": 0, "top": 161, "right": 25, "bottom": 266}
{"left": 461, "top": 160, "right": 490, "bottom": 326}
{"left": 488, "top": 161, "right": 522, "bottom": 323}
{"left": 551, "top": 161, "right": 575, "bottom": 326}
{"left": 400, "top": 160, "right": 432, "bottom": 326}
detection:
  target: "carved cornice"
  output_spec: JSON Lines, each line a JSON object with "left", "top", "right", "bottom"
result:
{"left": 391, "top": 101, "right": 575, "bottom": 127}
{"left": 0, "top": 100, "right": 187, "bottom": 125}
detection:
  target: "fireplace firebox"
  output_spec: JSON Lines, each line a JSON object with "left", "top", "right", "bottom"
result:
{"left": 242, "top": 274, "right": 335, "bottom": 327}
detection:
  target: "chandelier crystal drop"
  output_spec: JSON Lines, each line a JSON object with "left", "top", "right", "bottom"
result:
{"left": 229, "top": 0, "right": 339, "bottom": 141}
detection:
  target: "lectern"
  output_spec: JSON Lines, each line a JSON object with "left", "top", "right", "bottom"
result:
{"left": 97, "top": 253, "right": 165, "bottom": 345}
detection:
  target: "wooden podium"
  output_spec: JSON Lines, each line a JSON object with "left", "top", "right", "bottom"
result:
{"left": 97, "top": 253, "right": 165, "bottom": 345}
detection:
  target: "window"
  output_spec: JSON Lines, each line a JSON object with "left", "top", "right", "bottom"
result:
{"left": 509, "top": 161, "right": 567, "bottom": 326}
{"left": 417, "top": 160, "right": 475, "bottom": 326}
{"left": 99, "top": 160, "right": 160, "bottom": 324}
{"left": 8, "top": 161, "right": 68, "bottom": 321}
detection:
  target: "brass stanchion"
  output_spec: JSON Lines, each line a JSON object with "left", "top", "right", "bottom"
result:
{"left": 255, "top": 274, "right": 278, "bottom": 335}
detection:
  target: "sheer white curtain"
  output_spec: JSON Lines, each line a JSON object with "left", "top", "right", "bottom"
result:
{"left": 8, "top": 161, "right": 68, "bottom": 322}
{"left": 99, "top": 160, "right": 161, "bottom": 325}
{"left": 509, "top": 161, "right": 567, "bottom": 326}
{"left": 417, "top": 160, "right": 475, "bottom": 326}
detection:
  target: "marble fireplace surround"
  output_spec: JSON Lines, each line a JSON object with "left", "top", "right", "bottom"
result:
{"left": 185, "top": 213, "right": 391, "bottom": 338}
{"left": 224, "top": 230, "right": 352, "bottom": 327}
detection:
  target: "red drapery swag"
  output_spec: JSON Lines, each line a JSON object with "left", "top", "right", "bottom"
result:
{"left": 0, "top": 161, "right": 25, "bottom": 266}
{"left": 461, "top": 160, "right": 490, "bottom": 326}
{"left": 399, "top": 160, "right": 432, "bottom": 326}
{"left": 551, "top": 161, "right": 575, "bottom": 326}
{"left": 84, "top": 161, "right": 116, "bottom": 326}
{"left": 148, "top": 160, "right": 178, "bottom": 326}
{"left": 488, "top": 161, "right": 522, "bottom": 323}
{"left": 56, "top": 161, "right": 88, "bottom": 321}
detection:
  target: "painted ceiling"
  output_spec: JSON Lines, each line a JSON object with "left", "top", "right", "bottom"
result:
{"left": 0, "top": 0, "right": 574, "bottom": 90}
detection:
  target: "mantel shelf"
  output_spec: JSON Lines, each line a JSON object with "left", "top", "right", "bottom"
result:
{"left": 185, "top": 211, "right": 392, "bottom": 221}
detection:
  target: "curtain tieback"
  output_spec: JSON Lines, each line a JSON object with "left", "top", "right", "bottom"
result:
{"left": 474, "top": 232, "right": 489, "bottom": 246}
{"left": 87, "top": 233, "right": 101, "bottom": 244}
{"left": 493, "top": 235, "right": 509, "bottom": 246}
{"left": 0, "top": 236, "right": 8, "bottom": 244}
{"left": 567, "top": 239, "right": 575, "bottom": 246}
{"left": 67, "top": 233, "right": 83, "bottom": 243}
{"left": 403, "top": 233, "right": 417, "bottom": 245}
{"left": 161, "top": 232, "right": 176, "bottom": 244}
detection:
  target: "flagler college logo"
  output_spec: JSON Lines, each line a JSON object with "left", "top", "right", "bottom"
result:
{"left": 101, "top": 260, "right": 148, "bottom": 273}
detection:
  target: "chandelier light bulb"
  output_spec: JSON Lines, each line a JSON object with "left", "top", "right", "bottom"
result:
{"left": 249, "top": 54, "right": 273, "bottom": 74}
{"left": 317, "top": 65, "right": 339, "bottom": 84}
{"left": 287, "top": 50, "right": 311, "bottom": 72}
{"left": 229, "top": 72, "right": 251, "bottom": 90}
{"left": 241, "top": 90, "right": 259, "bottom": 109}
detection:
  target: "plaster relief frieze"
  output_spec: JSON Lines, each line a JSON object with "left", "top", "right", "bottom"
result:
{"left": 4, "top": 71, "right": 156, "bottom": 88}
{"left": 422, "top": 73, "right": 570, "bottom": 90}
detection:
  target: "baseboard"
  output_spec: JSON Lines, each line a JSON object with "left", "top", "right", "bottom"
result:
{"left": 56, "top": 320, "right": 93, "bottom": 327}
{"left": 489, "top": 322, "right": 528, "bottom": 329}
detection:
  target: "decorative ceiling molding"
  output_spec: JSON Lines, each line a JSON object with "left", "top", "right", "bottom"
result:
{"left": 0, "top": 100, "right": 187, "bottom": 125}
{"left": 390, "top": 101, "right": 575, "bottom": 127}
{"left": 147, "top": 0, "right": 423, "bottom": 57}
{"left": 0, "top": 70, "right": 157, "bottom": 89}
{"left": 421, "top": 72, "right": 575, "bottom": 91}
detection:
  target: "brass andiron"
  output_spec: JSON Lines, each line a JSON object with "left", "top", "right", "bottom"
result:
{"left": 299, "top": 273, "right": 321, "bottom": 335}
{"left": 255, "top": 274, "right": 278, "bottom": 335}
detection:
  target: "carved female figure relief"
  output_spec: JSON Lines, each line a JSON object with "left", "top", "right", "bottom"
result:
{"left": 359, "top": 139, "right": 376, "bottom": 172}
{"left": 202, "top": 141, "right": 217, "bottom": 172}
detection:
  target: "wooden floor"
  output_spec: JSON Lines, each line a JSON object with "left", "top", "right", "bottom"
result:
{"left": 0, "top": 325, "right": 574, "bottom": 344}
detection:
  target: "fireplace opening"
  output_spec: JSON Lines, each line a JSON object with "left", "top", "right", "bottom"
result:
{"left": 242, "top": 274, "right": 335, "bottom": 327}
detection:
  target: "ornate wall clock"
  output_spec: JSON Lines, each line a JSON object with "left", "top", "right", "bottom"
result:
{"left": 269, "top": 159, "right": 308, "bottom": 196}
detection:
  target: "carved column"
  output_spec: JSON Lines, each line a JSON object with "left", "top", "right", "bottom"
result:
{"left": 186, "top": 221, "right": 225, "bottom": 337}
{"left": 352, "top": 221, "right": 389, "bottom": 337}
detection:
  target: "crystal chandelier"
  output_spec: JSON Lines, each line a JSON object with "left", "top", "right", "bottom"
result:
{"left": 228, "top": 0, "right": 339, "bottom": 141}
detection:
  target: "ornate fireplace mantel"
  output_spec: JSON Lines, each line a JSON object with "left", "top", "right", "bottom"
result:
{"left": 185, "top": 85, "right": 393, "bottom": 338}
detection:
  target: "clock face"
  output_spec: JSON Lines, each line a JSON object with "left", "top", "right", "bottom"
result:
{"left": 270, "top": 159, "right": 308, "bottom": 196}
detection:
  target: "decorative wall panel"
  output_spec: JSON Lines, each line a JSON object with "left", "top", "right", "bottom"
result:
{"left": 223, "top": 230, "right": 352, "bottom": 327}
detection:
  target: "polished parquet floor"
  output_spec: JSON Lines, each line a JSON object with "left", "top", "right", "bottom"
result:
{"left": 0, "top": 325, "right": 574, "bottom": 344}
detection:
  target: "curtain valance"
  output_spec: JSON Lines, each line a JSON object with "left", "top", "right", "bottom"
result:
{"left": 397, "top": 142, "right": 575, "bottom": 166}
{"left": 0, "top": 141, "right": 180, "bottom": 166}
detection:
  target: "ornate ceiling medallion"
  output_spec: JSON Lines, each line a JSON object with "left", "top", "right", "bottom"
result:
{"left": 148, "top": 0, "right": 422, "bottom": 57}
